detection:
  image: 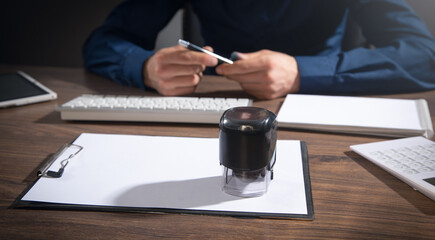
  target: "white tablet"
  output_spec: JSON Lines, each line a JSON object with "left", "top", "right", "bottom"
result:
{"left": 0, "top": 71, "right": 57, "bottom": 108}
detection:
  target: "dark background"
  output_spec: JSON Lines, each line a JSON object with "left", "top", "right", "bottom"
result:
{"left": 0, "top": 0, "right": 434, "bottom": 68}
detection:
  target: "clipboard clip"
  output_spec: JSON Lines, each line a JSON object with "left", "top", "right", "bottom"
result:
{"left": 38, "top": 144, "right": 83, "bottom": 178}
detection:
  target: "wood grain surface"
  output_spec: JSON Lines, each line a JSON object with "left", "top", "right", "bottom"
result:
{"left": 0, "top": 65, "right": 434, "bottom": 239}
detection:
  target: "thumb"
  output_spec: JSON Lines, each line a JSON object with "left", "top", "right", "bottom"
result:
{"left": 231, "top": 51, "right": 263, "bottom": 61}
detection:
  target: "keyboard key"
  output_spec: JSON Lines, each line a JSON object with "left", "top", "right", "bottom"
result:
{"left": 418, "top": 167, "right": 433, "bottom": 173}
{"left": 403, "top": 169, "right": 419, "bottom": 175}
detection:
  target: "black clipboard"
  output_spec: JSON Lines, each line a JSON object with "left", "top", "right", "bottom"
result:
{"left": 13, "top": 135, "right": 313, "bottom": 220}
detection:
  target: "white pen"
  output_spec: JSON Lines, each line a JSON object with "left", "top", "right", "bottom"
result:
{"left": 178, "top": 39, "right": 233, "bottom": 64}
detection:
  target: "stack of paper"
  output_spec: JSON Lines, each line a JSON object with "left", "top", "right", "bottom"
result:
{"left": 277, "top": 94, "right": 433, "bottom": 138}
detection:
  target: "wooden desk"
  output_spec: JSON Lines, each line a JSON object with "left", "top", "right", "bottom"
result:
{"left": 1, "top": 65, "right": 434, "bottom": 239}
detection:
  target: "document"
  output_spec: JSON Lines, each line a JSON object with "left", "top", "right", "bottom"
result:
{"left": 277, "top": 94, "right": 433, "bottom": 138}
{"left": 16, "top": 133, "right": 313, "bottom": 219}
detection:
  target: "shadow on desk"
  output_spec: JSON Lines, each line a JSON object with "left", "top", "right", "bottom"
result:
{"left": 34, "top": 110, "right": 64, "bottom": 125}
{"left": 345, "top": 151, "right": 435, "bottom": 215}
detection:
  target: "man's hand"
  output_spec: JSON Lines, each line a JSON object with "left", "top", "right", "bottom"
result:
{"left": 216, "top": 50, "right": 300, "bottom": 99}
{"left": 143, "top": 45, "right": 218, "bottom": 96}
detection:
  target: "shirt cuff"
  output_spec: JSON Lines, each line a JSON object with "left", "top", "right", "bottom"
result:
{"left": 122, "top": 47, "right": 154, "bottom": 90}
{"left": 294, "top": 55, "right": 339, "bottom": 93}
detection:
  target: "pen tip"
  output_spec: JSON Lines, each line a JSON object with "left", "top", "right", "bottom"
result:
{"left": 178, "top": 39, "right": 189, "bottom": 47}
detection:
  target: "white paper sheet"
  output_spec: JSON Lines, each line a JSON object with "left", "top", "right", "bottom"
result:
{"left": 23, "top": 133, "right": 309, "bottom": 216}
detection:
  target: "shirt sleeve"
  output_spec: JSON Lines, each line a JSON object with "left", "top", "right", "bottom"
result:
{"left": 297, "top": 0, "right": 435, "bottom": 94}
{"left": 82, "top": 0, "right": 186, "bottom": 90}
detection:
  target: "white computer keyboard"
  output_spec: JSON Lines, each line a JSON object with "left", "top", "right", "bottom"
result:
{"left": 351, "top": 137, "right": 435, "bottom": 201}
{"left": 57, "top": 94, "right": 253, "bottom": 124}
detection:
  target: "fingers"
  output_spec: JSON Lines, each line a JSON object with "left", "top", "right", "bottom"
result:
{"left": 216, "top": 51, "right": 270, "bottom": 76}
{"left": 215, "top": 50, "right": 301, "bottom": 99}
{"left": 161, "top": 74, "right": 201, "bottom": 89}
{"left": 154, "top": 63, "right": 205, "bottom": 78}
{"left": 152, "top": 73, "right": 202, "bottom": 96}
{"left": 144, "top": 45, "right": 218, "bottom": 96}
{"left": 159, "top": 45, "right": 218, "bottom": 66}
{"left": 223, "top": 70, "right": 268, "bottom": 83}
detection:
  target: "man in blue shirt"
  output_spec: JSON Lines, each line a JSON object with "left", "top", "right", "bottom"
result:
{"left": 83, "top": 0, "right": 435, "bottom": 99}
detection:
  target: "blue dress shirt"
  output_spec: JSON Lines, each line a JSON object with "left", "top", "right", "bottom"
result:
{"left": 83, "top": 0, "right": 435, "bottom": 95}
